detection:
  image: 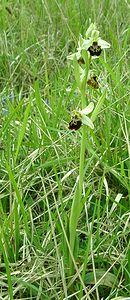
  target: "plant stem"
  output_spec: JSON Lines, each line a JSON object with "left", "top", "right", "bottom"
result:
{"left": 69, "top": 53, "right": 91, "bottom": 276}
{"left": 69, "top": 89, "right": 88, "bottom": 275}
{"left": 78, "top": 124, "right": 86, "bottom": 200}
{"left": 78, "top": 90, "right": 87, "bottom": 197}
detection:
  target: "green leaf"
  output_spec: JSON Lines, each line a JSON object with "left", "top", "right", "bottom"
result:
{"left": 2, "top": 98, "right": 24, "bottom": 135}
{"left": 86, "top": 270, "right": 118, "bottom": 287}
{"left": 109, "top": 193, "right": 123, "bottom": 215}
{"left": 73, "top": 56, "right": 81, "bottom": 89}
{"left": 34, "top": 78, "right": 47, "bottom": 124}
{"left": 91, "top": 91, "right": 106, "bottom": 122}
{"left": 78, "top": 185, "right": 92, "bottom": 217}
{"left": 15, "top": 98, "right": 31, "bottom": 162}
{"left": 110, "top": 298, "right": 130, "bottom": 300}
{"left": 5, "top": 162, "right": 30, "bottom": 237}
{"left": 0, "top": 230, "right": 13, "bottom": 300}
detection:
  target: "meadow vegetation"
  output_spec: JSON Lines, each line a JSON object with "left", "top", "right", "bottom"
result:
{"left": 0, "top": 0, "right": 129, "bottom": 299}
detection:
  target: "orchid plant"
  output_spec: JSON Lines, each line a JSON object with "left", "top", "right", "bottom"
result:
{"left": 68, "top": 23, "right": 110, "bottom": 61}
{"left": 66, "top": 23, "right": 110, "bottom": 279}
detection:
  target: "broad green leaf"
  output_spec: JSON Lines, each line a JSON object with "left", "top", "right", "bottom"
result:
{"left": 86, "top": 270, "right": 118, "bottom": 287}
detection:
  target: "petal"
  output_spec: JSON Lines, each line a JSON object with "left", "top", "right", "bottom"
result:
{"left": 67, "top": 51, "right": 81, "bottom": 60}
{"left": 82, "top": 115, "right": 94, "bottom": 129}
{"left": 91, "top": 29, "right": 99, "bottom": 40}
{"left": 85, "top": 23, "right": 96, "bottom": 38}
{"left": 82, "top": 39, "right": 92, "bottom": 50}
{"left": 98, "top": 38, "right": 111, "bottom": 48}
{"left": 80, "top": 102, "right": 94, "bottom": 115}
{"left": 91, "top": 55, "right": 100, "bottom": 59}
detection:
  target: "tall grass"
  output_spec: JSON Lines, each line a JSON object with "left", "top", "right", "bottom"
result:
{"left": 0, "top": 0, "right": 129, "bottom": 299}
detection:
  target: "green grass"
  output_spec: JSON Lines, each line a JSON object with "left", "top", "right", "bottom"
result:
{"left": 0, "top": 0, "right": 130, "bottom": 299}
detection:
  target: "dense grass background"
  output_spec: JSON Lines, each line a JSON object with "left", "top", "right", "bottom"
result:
{"left": 0, "top": 0, "right": 130, "bottom": 299}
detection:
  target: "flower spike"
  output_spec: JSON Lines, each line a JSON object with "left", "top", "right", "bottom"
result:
{"left": 67, "top": 23, "right": 110, "bottom": 61}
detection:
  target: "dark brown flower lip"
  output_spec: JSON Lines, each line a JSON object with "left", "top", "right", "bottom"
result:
{"left": 69, "top": 118, "right": 82, "bottom": 130}
{"left": 88, "top": 41, "right": 102, "bottom": 56}
{"left": 87, "top": 75, "right": 99, "bottom": 89}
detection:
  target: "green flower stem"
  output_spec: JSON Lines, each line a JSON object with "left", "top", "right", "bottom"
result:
{"left": 78, "top": 124, "right": 86, "bottom": 199}
{"left": 79, "top": 88, "right": 87, "bottom": 197}
{"left": 69, "top": 67, "right": 89, "bottom": 275}
{"left": 69, "top": 112, "right": 87, "bottom": 276}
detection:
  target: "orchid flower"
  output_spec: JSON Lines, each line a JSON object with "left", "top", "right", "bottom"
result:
{"left": 69, "top": 102, "right": 94, "bottom": 130}
{"left": 67, "top": 23, "right": 110, "bottom": 61}
{"left": 82, "top": 28, "right": 110, "bottom": 57}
